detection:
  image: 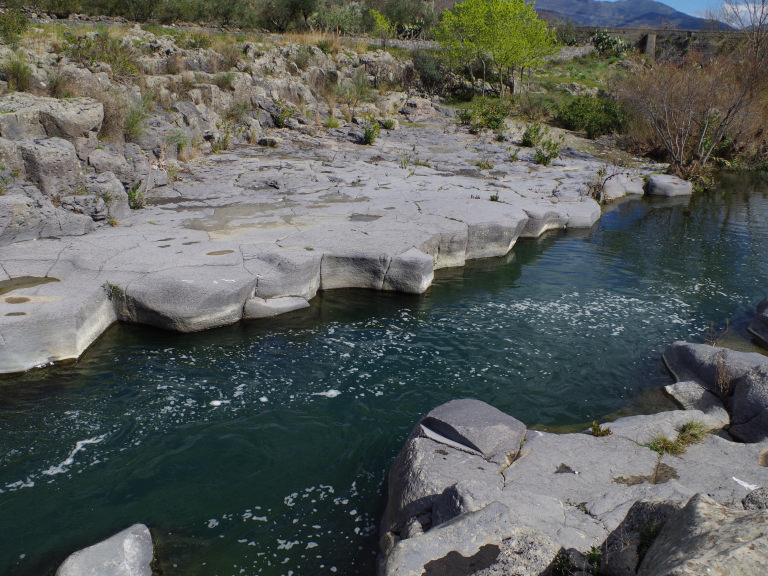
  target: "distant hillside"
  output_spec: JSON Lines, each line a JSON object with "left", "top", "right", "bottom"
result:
{"left": 531, "top": 0, "right": 719, "bottom": 30}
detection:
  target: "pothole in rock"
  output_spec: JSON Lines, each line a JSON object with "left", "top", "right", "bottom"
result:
{"left": 613, "top": 462, "right": 679, "bottom": 486}
{"left": 348, "top": 214, "right": 381, "bottom": 222}
{"left": 0, "top": 276, "right": 59, "bottom": 296}
{"left": 5, "top": 297, "right": 30, "bottom": 304}
{"left": 5, "top": 312, "right": 26, "bottom": 316}
{"left": 206, "top": 250, "right": 236, "bottom": 256}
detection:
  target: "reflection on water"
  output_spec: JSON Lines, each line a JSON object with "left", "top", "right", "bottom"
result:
{"left": 1, "top": 181, "right": 768, "bottom": 576}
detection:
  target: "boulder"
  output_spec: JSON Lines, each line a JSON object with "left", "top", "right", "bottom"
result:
{"left": 59, "top": 194, "right": 109, "bottom": 221}
{"left": 0, "top": 92, "right": 103, "bottom": 142}
{"left": 381, "top": 248, "right": 434, "bottom": 294}
{"left": 56, "top": 524, "right": 153, "bottom": 576}
{"left": 748, "top": 296, "right": 768, "bottom": 349}
{"left": 637, "top": 493, "right": 768, "bottom": 576}
{"left": 663, "top": 341, "right": 768, "bottom": 441}
{"left": 399, "top": 98, "right": 436, "bottom": 122}
{"left": 380, "top": 501, "right": 559, "bottom": 576}
{"left": 603, "top": 174, "right": 645, "bottom": 201}
{"left": 18, "top": 138, "right": 82, "bottom": 198}
{"left": 0, "top": 137, "right": 26, "bottom": 178}
{"left": 320, "top": 251, "right": 392, "bottom": 291}
{"left": 0, "top": 191, "right": 95, "bottom": 246}
{"left": 89, "top": 146, "right": 133, "bottom": 184}
{"left": 644, "top": 174, "right": 692, "bottom": 197}
{"left": 664, "top": 380, "right": 730, "bottom": 429}
{"left": 84, "top": 172, "right": 131, "bottom": 221}
{"left": 743, "top": 487, "right": 768, "bottom": 510}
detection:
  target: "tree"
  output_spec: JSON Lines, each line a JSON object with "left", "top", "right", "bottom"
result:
{"left": 720, "top": 0, "right": 768, "bottom": 68}
{"left": 434, "top": 0, "right": 556, "bottom": 99}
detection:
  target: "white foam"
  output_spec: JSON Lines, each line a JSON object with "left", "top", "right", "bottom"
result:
{"left": 312, "top": 389, "right": 342, "bottom": 399}
{"left": 41, "top": 435, "right": 106, "bottom": 476}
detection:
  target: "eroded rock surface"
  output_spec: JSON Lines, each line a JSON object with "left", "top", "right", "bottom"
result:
{"left": 56, "top": 524, "right": 153, "bottom": 576}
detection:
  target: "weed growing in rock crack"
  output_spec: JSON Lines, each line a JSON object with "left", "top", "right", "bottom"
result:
{"left": 647, "top": 420, "right": 707, "bottom": 455}
{"left": 586, "top": 545, "right": 602, "bottom": 574}
{"left": 272, "top": 100, "right": 295, "bottom": 128}
{"left": 362, "top": 116, "right": 380, "bottom": 145}
{"left": 638, "top": 522, "right": 663, "bottom": 563}
{"left": 591, "top": 421, "right": 612, "bottom": 436}
{"left": 324, "top": 116, "right": 340, "bottom": 128}
{"left": 166, "top": 129, "right": 189, "bottom": 155}
{"left": 552, "top": 551, "right": 574, "bottom": 575}
{"left": 124, "top": 93, "right": 153, "bottom": 141}
{"left": 128, "top": 181, "right": 145, "bottom": 209}
{"left": 522, "top": 121, "right": 545, "bottom": 147}
{"left": 105, "top": 282, "right": 121, "bottom": 298}
{"left": 381, "top": 118, "right": 396, "bottom": 130}
{"left": 489, "top": 193, "right": 500, "bottom": 201}
{"left": 213, "top": 72, "right": 235, "bottom": 90}
{"left": 476, "top": 158, "right": 494, "bottom": 170}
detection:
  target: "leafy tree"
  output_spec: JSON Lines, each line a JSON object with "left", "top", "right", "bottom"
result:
{"left": 434, "top": 0, "right": 556, "bottom": 99}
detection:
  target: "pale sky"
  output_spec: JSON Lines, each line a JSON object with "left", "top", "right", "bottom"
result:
{"left": 607, "top": 0, "right": 722, "bottom": 18}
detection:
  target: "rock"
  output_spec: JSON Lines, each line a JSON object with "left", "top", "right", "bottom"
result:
{"left": 0, "top": 137, "right": 26, "bottom": 178}
{"left": 89, "top": 146, "right": 133, "bottom": 184}
{"left": 381, "top": 501, "right": 559, "bottom": 576}
{"left": 637, "top": 493, "right": 768, "bottom": 576}
{"left": 56, "top": 523, "right": 153, "bottom": 576}
{"left": 243, "top": 296, "right": 310, "bottom": 318}
{"left": 0, "top": 93, "right": 102, "bottom": 142}
{"left": 748, "top": 296, "right": 768, "bottom": 349}
{"left": 382, "top": 400, "right": 525, "bottom": 543}
{"left": 603, "top": 174, "right": 645, "bottom": 201}
{"left": 663, "top": 341, "right": 768, "bottom": 441}
{"left": 644, "top": 174, "right": 693, "bottom": 197}
{"left": 399, "top": 98, "right": 436, "bottom": 122}
{"left": 245, "top": 248, "right": 321, "bottom": 300}
{"left": 382, "top": 248, "right": 434, "bottom": 294}
{"left": 114, "top": 267, "right": 255, "bottom": 332}
{"left": 606, "top": 409, "right": 724, "bottom": 445}
{"left": 59, "top": 194, "right": 109, "bottom": 221}
{"left": 84, "top": 172, "right": 131, "bottom": 221}
{"left": 664, "top": 380, "right": 730, "bottom": 429}
{"left": 602, "top": 499, "right": 683, "bottom": 576}
{"left": 743, "top": 487, "right": 768, "bottom": 510}
{"left": 320, "top": 251, "right": 392, "bottom": 291}
{"left": 0, "top": 192, "right": 95, "bottom": 246}
{"left": 18, "top": 137, "right": 82, "bottom": 197}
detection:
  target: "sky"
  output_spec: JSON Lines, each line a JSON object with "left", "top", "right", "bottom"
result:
{"left": 607, "top": 0, "right": 722, "bottom": 18}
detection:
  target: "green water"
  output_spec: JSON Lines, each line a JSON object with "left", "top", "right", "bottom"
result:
{"left": 2, "top": 177, "right": 768, "bottom": 576}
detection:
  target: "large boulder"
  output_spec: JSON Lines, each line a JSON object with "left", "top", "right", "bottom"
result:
{"left": 18, "top": 138, "right": 82, "bottom": 198}
{"left": 663, "top": 341, "right": 768, "bottom": 441}
{"left": 84, "top": 172, "right": 131, "bottom": 221}
{"left": 748, "top": 296, "right": 768, "bottom": 349}
{"left": 0, "top": 189, "right": 95, "bottom": 246}
{"left": 56, "top": 524, "right": 153, "bottom": 576}
{"left": 0, "top": 92, "right": 103, "bottom": 142}
{"left": 637, "top": 493, "right": 768, "bottom": 576}
{"left": 645, "top": 174, "right": 693, "bottom": 197}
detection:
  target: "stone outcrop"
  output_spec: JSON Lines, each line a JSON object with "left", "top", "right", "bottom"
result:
{"left": 644, "top": 174, "right": 693, "bottom": 196}
{"left": 379, "top": 398, "right": 768, "bottom": 576}
{"left": 749, "top": 296, "right": 768, "bottom": 348}
{"left": 663, "top": 341, "right": 768, "bottom": 441}
{"left": 56, "top": 524, "right": 153, "bottom": 576}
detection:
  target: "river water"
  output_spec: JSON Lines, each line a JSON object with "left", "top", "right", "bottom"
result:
{"left": 2, "top": 176, "right": 768, "bottom": 576}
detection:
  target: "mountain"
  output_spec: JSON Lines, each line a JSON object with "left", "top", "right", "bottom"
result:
{"left": 527, "top": 0, "right": 718, "bottom": 30}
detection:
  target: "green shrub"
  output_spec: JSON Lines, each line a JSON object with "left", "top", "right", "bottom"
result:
{"left": 213, "top": 71, "right": 235, "bottom": 90}
{"left": 271, "top": 100, "right": 295, "bottom": 128}
{"left": 324, "top": 116, "right": 340, "bottom": 128}
{"left": 3, "top": 50, "right": 31, "bottom": 92}
{"left": 124, "top": 93, "right": 152, "bottom": 141}
{"left": 411, "top": 49, "right": 444, "bottom": 93}
{"left": 522, "top": 121, "right": 544, "bottom": 147}
{"left": 166, "top": 128, "right": 189, "bottom": 153}
{"left": 591, "top": 30, "right": 631, "bottom": 57}
{"left": 128, "top": 180, "right": 145, "bottom": 209}
{"left": 381, "top": 118, "right": 396, "bottom": 130}
{"left": 316, "top": 40, "right": 334, "bottom": 54}
{"left": 362, "top": 116, "right": 380, "bottom": 145}
{"left": 535, "top": 137, "right": 560, "bottom": 165}
{"left": 0, "top": 8, "right": 28, "bottom": 47}
{"left": 555, "top": 96, "right": 627, "bottom": 139}
{"left": 64, "top": 30, "right": 139, "bottom": 80}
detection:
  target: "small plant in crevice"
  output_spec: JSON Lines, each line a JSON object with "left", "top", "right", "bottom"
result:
{"left": 590, "top": 421, "right": 612, "bottom": 437}
{"left": 476, "top": 158, "right": 494, "bottom": 170}
{"left": 381, "top": 118, "right": 396, "bottom": 130}
{"left": 271, "top": 100, "right": 295, "bottom": 128}
{"left": 586, "top": 545, "right": 602, "bottom": 574}
{"left": 4, "top": 50, "right": 32, "bottom": 92}
{"left": 105, "top": 282, "right": 121, "bottom": 299}
{"left": 552, "top": 550, "right": 575, "bottom": 576}
{"left": 212, "top": 71, "right": 235, "bottom": 90}
{"left": 362, "top": 116, "right": 380, "bottom": 145}
{"left": 535, "top": 137, "right": 560, "bottom": 166}
{"left": 489, "top": 193, "right": 499, "bottom": 202}
{"left": 638, "top": 522, "right": 664, "bottom": 564}
{"left": 521, "top": 121, "right": 545, "bottom": 147}
{"left": 124, "top": 93, "right": 153, "bottom": 141}
{"left": 128, "top": 180, "right": 145, "bottom": 209}
{"left": 324, "top": 116, "right": 340, "bottom": 128}
{"left": 647, "top": 420, "right": 708, "bottom": 455}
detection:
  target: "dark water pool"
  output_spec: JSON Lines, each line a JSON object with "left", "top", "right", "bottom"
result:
{"left": 2, "top": 176, "right": 768, "bottom": 576}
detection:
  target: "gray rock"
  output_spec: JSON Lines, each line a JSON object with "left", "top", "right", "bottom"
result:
{"left": 60, "top": 194, "right": 109, "bottom": 221}
{"left": 381, "top": 501, "right": 558, "bottom": 576}
{"left": 243, "top": 296, "right": 310, "bottom": 318}
{"left": 663, "top": 380, "right": 730, "bottom": 429}
{"left": 321, "top": 251, "right": 392, "bottom": 291}
{"left": 605, "top": 409, "right": 722, "bottom": 445}
{"left": 603, "top": 174, "right": 645, "bottom": 201}
{"left": 748, "top": 296, "right": 768, "bottom": 349}
{"left": 245, "top": 248, "right": 321, "bottom": 300}
{"left": 18, "top": 137, "right": 82, "bottom": 197}
{"left": 637, "top": 493, "right": 768, "bottom": 576}
{"left": 381, "top": 248, "right": 434, "bottom": 294}
{"left": 644, "top": 174, "right": 692, "bottom": 197}
{"left": 399, "top": 98, "right": 437, "bottom": 122}
{"left": 743, "top": 487, "right": 768, "bottom": 510}
{"left": 89, "top": 146, "right": 133, "bottom": 184}
{"left": 0, "top": 192, "right": 95, "bottom": 246}
{"left": 0, "top": 137, "right": 26, "bottom": 178}
{"left": 56, "top": 523, "right": 153, "bottom": 576}
{"left": 84, "top": 172, "right": 131, "bottom": 221}
{"left": 663, "top": 341, "right": 768, "bottom": 441}
{"left": 0, "top": 92, "right": 102, "bottom": 142}
{"left": 114, "top": 267, "right": 255, "bottom": 332}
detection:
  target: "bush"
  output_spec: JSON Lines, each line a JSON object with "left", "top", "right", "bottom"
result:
{"left": 362, "top": 116, "right": 380, "bottom": 144}
{"left": 411, "top": 49, "right": 444, "bottom": 93}
{"left": 0, "top": 8, "right": 28, "bottom": 47}
{"left": 555, "top": 96, "right": 627, "bottom": 139}
{"left": 3, "top": 50, "right": 31, "bottom": 92}
{"left": 521, "top": 121, "right": 544, "bottom": 147}
{"left": 591, "top": 30, "right": 631, "bottom": 57}
{"left": 124, "top": 93, "right": 153, "bottom": 141}
{"left": 213, "top": 71, "right": 235, "bottom": 90}
{"left": 64, "top": 30, "right": 139, "bottom": 80}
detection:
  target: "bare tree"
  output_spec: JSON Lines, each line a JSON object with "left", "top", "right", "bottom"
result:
{"left": 720, "top": 0, "right": 768, "bottom": 67}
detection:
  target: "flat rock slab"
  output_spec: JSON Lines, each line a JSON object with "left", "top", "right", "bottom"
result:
{"left": 56, "top": 524, "right": 153, "bottom": 576}
{"left": 0, "top": 119, "right": 614, "bottom": 374}
{"left": 645, "top": 174, "right": 693, "bottom": 196}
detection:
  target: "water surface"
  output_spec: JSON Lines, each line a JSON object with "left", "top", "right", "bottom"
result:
{"left": 2, "top": 177, "right": 768, "bottom": 576}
